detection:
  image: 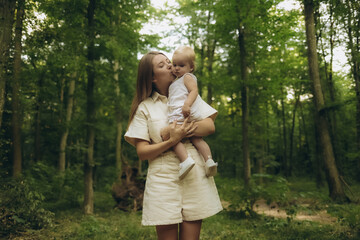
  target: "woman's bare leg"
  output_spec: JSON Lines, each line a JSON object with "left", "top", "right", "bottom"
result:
{"left": 179, "top": 220, "right": 202, "bottom": 240}
{"left": 156, "top": 224, "right": 178, "bottom": 240}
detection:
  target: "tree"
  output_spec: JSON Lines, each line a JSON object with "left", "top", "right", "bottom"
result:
{"left": 58, "top": 73, "right": 76, "bottom": 172}
{"left": 344, "top": 0, "right": 360, "bottom": 175}
{"left": 0, "top": 0, "right": 16, "bottom": 129}
{"left": 84, "top": 0, "right": 96, "bottom": 215}
{"left": 303, "top": 0, "right": 348, "bottom": 201}
{"left": 237, "top": 17, "right": 251, "bottom": 187}
{"left": 12, "top": 0, "right": 25, "bottom": 177}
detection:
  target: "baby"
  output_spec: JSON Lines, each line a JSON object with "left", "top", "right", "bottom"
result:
{"left": 163, "top": 46, "right": 218, "bottom": 179}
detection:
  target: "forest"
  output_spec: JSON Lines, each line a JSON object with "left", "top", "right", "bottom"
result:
{"left": 0, "top": 0, "right": 360, "bottom": 239}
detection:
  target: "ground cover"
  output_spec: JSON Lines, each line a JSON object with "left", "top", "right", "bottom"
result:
{"left": 6, "top": 177, "right": 360, "bottom": 240}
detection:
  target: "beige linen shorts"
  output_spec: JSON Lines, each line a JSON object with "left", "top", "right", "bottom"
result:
{"left": 141, "top": 142, "right": 223, "bottom": 226}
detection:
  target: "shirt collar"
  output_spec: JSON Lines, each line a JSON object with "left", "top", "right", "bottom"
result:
{"left": 151, "top": 91, "right": 167, "bottom": 103}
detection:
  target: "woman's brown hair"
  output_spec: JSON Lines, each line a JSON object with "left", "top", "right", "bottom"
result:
{"left": 128, "top": 51, "right": 165, "bottom": 127}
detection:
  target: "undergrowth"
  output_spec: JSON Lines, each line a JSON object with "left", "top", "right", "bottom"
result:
{"left": 2, "top": 176, "right": 359, "bottom": 240}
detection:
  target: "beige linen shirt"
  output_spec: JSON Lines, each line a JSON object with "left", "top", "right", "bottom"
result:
{"left": 125, "top": 91, "right": 217, "bottom": 147}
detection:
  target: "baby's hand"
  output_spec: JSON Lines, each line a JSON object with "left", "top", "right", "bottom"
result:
{"left": 182, "top": 105, "right": 191, "bottom": 118}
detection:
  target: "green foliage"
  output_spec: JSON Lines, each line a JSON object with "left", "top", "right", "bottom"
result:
{"left": 57, "top": 166, "right": 84, "bottom": 208}
{"left": 0, "top": 178, "right": 54, "bottom": 237}
{"left": 15, "top": 201, "right": 359, "bottom": 240}
{"left": 327, "top": 204, "right": 360, "bottom": 238}
{"left": 216, "top": 175, "right": 290, "bottom": 218}
{"left": 250, "top": 174, "right": 290, "bottom": 204}
{"left": 24, "top": 162, "right": 83, "bottom": 210}
{"left": 5, "top": 178, "right": 359, "bottom": 239}
{"left": 1, "top": 0, "right": 360, "bottom": 238}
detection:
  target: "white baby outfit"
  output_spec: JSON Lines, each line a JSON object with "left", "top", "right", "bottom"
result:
{"left": 168, "top": 73, "right": 213, "bottom": 124}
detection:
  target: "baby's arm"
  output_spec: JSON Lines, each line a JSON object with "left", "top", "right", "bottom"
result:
{"left": 182, "top": 74, "right": 198, "bottom": 117}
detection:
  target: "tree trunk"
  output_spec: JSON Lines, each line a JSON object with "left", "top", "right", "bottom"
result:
{"left": 314, "top": 119, "right": 324, "bottom": 188}
{"left": 265, "top": 102, "right": 270, "bottom": 155}
{"left": 113, "top": 61, "right": 123, "bottom": 181}
{"left": 206, "top": 40, "right": 216, "bottom": 105}
{"left": 34, "top": 70, "right": 44, "bottom": 162}
{"left": 319, "top": 4, "right": 340, "bottom": 170}
{"left": 280, "top": 87, "right": 288, "bottom": 176}
{"left": 84, "top": 0, "right": 96, "bottom": 215}
{"left": 345, "top": 0, "right": 360, "bottom": 177}
{"left": 198, "top": 45, "right": 205, "bottom": 96}
{"left": 59, "top": 74, "right": 76, "bottom": 172}
{"left": 12, "top": 0, "right": 24, "bottom": 178}
{"left": 289, "top": 91, "right": 300, "bottom": 177}
{"left": 238, "top": 26, "right": 250, "bottom": 187}
{"left": 0, "top": 0, "right": 16, "bottom": 129}
{"left": 304, "top": 0, "right": 348, "bottom": 202}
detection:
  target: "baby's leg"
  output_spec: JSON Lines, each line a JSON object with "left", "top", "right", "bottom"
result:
{"left": 191, "top": 136, "right": 217, "bottom": 177}
{"left": 160, "top": 125, "right": 170, "bottom": 141}
{"left": 175, "top": 134, "right": 195, "bottom": 179}
{"left": 190, "top": 136, "right": 212, "bottom": 161}
{"left": 173, "top": 141, "right": 188, "bottom": 163}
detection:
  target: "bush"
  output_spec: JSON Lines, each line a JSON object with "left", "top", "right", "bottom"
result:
{"left": 327, "top": 203, "right": 360, "bottom": 238}
{"left": 0, "top": 178, "right": 54, "bottom": 237}
{"left": 24, "top": 162, "right": 83, "bottom": 210}
{"left": 219, "top": 174, "right": 290, "bottom": 218}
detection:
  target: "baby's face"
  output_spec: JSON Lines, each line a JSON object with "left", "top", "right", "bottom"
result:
{"left": 172, "top": 54, "right": 193, "bottom": 78}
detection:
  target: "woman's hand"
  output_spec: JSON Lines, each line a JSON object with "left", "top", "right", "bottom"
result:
{"left": 136, "top": 118, "right": 198, "bottom": 161}
{"left": 168, "top": 118, "right": 197, "bottom": 144}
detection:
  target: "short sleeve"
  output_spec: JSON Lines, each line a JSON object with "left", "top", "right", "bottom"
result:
{"left": 124, "top": 107, "right": 150, "bottom": 147}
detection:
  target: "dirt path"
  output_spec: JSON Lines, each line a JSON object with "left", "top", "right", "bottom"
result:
{"left": 252, "top": 199, "right": 337, "bottom": 224}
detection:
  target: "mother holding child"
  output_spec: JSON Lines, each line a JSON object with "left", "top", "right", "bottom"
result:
{"left": 125, "top": 46, "right": 222, "bottom": 240}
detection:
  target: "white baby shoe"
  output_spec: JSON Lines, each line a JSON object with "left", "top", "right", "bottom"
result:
{"left": 179, "top": 157, "right": 195, "bottom": 179}
{"left": 205, "top": 158, "right": 218, "bottom": 177}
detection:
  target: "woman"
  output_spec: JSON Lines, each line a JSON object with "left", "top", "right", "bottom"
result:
{"left": 125, "top": 51, "right": 222, "bottom": 240}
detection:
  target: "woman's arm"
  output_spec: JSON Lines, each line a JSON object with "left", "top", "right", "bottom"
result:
{"left": 136, "top": 120, "right": 196, "bottom": 160}
{"left": 135, "top": 139, "right": 175, "bottom": 161}
{"left": 191, "top": 115, "right": 217, "bottom": 137}
{"left": 160, "top": 115, "right": 217, "bottom": 141}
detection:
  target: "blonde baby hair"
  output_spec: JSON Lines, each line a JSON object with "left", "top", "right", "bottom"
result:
{"left": 173, "top": 46, "right": 196, "bottom": 72}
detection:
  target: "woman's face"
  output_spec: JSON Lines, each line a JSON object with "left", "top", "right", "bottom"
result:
{"left": 152, "top": 54, "right": 175, "bottom": 94}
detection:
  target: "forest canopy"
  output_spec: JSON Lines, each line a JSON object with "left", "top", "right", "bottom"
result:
{"left": 0, "top": 0, "right": 360, "bottom": 237}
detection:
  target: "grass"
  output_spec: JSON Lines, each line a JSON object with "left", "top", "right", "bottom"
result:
{"left": 7, "top": 177, "right": 360, "bottom": 240}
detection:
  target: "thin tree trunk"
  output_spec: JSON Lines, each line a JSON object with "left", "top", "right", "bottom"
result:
{"left": 0, "top": 0, "right": 16, "bottom": 129}
{"left": 299, "top": 101, "right": 310, "bottom": 158}
{"left": 271, "top": 101, "right": 283, "bottom": 174}
{"left": 84, "top": 0, "right": 96, "bottom": 215}
{"left": 113, "top": 61, "right": 123, "bottom": 181}
{"left": 34, "top": 70, "right": 44, "bottom": 162}
{"left": 12, "top": 0, "right": 24, "bottom": 178}
{"left": 238, "top": 26, "right": 250, "bottom": 187}
{"left": 345, "top": 0, "right": 360, "bottom": 177}
{"left": 198, "top": 45, "right": 205, "bottom": 96}
{"left": 280, "top": 87, "right": 288, "bottom": 176}
{"left": 304, "top": 0, "right": 348, "bottom": 202}
{"left": 206, "top": 40, "right": 216, "bottom": 105}
{"left": 59, "top": 74, "right": 76, "bottom": 172}
{"left": 289, "top": 91, "right": 300, "bottom": 177}
{"left": 314, "top": 119, "right": 324, "bottom": 188}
